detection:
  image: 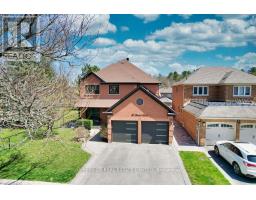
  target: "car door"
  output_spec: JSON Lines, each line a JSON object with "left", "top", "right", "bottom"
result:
{"left": 221, "top": 143, "right": 234, "bottom": 163}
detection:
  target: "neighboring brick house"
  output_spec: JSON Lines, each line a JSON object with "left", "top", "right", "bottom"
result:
{"left": 75, "top": 58, "right": 175, "bottom": 144}
{"left": 172, "top": 67, "right": 256, "bottom": 146}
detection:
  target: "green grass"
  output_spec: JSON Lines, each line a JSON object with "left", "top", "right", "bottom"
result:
{"left": 53, "top": 109, "right": 79, "bottom": 128}
{"left": 0, "top": 128, "right": 90, "bottom": 183}
{"left": 179, "top": 151, "right": 230, "bottom": 185}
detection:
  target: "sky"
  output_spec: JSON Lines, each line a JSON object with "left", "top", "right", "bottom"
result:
{"left": 1, "top": 14, "right": 255, "bottom": 78}
{"left": 74, "top": 14, "right": 256, "bottom": 77}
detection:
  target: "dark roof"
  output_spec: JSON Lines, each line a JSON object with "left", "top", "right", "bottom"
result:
{"left": 82, "top": 59, "right": 160, "bottom": 84}
{"left": 105, "top": 85, "right": 175, "bottom": 115}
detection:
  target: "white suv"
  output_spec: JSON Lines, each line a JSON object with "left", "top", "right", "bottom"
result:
{"left": 214, "top": 141, "right": 256, "bottom": 178}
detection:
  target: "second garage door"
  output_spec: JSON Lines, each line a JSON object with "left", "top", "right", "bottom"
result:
{"left": 112, "top": 121, "right": 138, "bottom": 143}
{"left": 240, "top": 123, "right": 256, "bottom": 144}
{"left": 205, "top": 122, "right": 236, "bottom": 145}
{"left": 142, "top": 121, "right": 169, "bottom": 144}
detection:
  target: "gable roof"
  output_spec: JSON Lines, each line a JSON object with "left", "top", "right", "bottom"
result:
{"left": 104, "top": 85, "right": 175, "bottom": 115}
{"left": 83, "top": 59, "right": 160, "bottom": 84}
{"left": 173, "top": 67, "right": 256, "bottom": 86}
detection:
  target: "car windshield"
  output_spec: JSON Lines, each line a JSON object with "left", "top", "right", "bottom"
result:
{"left": 247, "top": 155, "right": 256, "bottom": 163}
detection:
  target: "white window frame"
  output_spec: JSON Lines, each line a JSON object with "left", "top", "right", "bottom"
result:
{"left": 192, "top": 86, "right": 209, "bottom": 96}
{"left": 233, "top": 86, "right": 251, "bottom": 97}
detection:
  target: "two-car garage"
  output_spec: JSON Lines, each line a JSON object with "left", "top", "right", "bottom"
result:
{"left": 205, "top": 122, "right": 256, "bottom": 145}
{"left": 111, "top": 120, "right": 169, "bottom": 144}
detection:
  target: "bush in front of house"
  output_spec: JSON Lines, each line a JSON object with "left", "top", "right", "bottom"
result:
{"left": 73, "top": 127, "right": 90, "bottom": 142}
{"left": 76, "top": 119, "right": 93, "bottom": 130}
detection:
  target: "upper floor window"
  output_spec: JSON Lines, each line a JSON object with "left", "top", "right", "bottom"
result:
{"left": 233, "top": 86, "right": 251, "bottom": 97}
{"left": 109, "top": 84, "right": 119, "bottom": 94}
{"left": 85, "top": 85, "right": 99, "bottom": 94}
{"left": 193, "top": 86, "right": 208, "bottom": 96}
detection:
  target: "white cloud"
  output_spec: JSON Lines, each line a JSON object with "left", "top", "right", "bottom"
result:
{"left": 76, "top": 17, "right": 256, "bottom": 78}
{"left": 86, "top": 15, "right": 117, "bottom": 35}
{"left": 216, "top": 54, "right": 235, "bottom": 61}
{"left": 93, "top": 37, "right": 116, "bottom": 46}
{"left": 169, "top": 63, "right": 199, "bottom": 73}
{"left": 147, "top": 18, "right": 256, "bottom": 51}
{"left": 234, "top": 52, "right": 256, "bottom": 69}
{"left": 120, "top": 26, "right": 129, "bottom": 32}
{"left": 133, "top": 14, "right": 160, "bottom": 23}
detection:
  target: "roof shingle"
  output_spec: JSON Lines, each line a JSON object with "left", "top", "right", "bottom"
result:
{"left": 95, "top": 59, "right": 160, "bottom": 83}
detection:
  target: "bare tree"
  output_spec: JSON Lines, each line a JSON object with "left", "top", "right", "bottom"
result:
{"left": 0, "top": 62, "right": 77, "bottom": 138}
{"left": 0, "top": 14, "right": 97, "bottom": 65}
{"left": 0, "top": 15, "right": 102, "bottom": 138}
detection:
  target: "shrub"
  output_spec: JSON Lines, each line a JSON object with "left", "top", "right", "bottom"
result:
{"left": 74, "top": 127, "right": 90, "bottom": 142}
{"left": 76, "top": 119, "right": 93, "bottom": 130}
{"left": 0, "top": 149, "right": 22, "bottom": 169}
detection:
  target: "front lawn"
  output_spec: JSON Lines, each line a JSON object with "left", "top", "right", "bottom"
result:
{"left": 0, "top": 128, "right": 90, "bottom": 183}
{"left": 179, "top": 151, "right": 230, "bottom": 185}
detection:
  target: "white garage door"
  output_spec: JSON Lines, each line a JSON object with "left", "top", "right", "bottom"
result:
{"left": 205, "top": 122, "right": 236, "bottom": 145}
{"left": 240, "top": 124, "right": 256, "bottom": 144}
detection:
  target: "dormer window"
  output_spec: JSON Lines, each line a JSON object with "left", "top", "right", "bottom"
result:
{"left": 193, "top": 86, "right": 208, "bottom": 96}
{"left": 233, "top": 86, "right": 251, "bottom": 97}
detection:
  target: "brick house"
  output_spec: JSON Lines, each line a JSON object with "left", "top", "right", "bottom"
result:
{"left": 172, "top": 67, "right": 256, "bottom": 146}
{"left": 75, "top": 58, "right": 175, "bottom": 144}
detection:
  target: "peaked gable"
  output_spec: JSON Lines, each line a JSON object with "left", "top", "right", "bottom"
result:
{"left": 105, "top": 85, "right": 175, "bottom": 115}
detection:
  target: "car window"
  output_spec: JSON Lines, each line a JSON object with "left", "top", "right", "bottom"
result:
{"left": 232, "top": 146, "right": 243, "bottom": 158}
{"left": 223, "top": 143, "right": 232, "bottom": 150}
{"left": 247, "top": 155, "right": 256, "bottom": 163}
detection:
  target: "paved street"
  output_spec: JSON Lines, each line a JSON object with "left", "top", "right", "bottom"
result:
{"left": 71, "top": 139, "right": 190, "bottom": 185}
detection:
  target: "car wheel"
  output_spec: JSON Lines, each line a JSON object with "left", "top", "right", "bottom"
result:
{"left": 233, "top": 162, "right": 242, "bottom": 176}
{"left": 214, "top": 145, "right": 219, "bottom": 156}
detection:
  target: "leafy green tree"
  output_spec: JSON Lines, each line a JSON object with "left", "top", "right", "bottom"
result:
{"left": 77, "top": 64, "right": 100, "bottom": 85}
{"left": 248, "top": 67, "right": 256, "bottom": 76}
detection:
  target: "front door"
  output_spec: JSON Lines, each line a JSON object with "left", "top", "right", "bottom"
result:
{"left": 86, "top": 108, "right": 100, "bottom": 125}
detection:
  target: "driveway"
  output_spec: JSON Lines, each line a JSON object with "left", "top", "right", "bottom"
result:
{"left": 206, "top": 148, "right": 256, "bottom": 185}
{"left": 71, "top": 139, "right": 190, "bottom": 185}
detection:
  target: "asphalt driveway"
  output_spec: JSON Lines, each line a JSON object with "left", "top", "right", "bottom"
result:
{"left": 71, "top": 141, "right": 190, "bottom": 185}
{"left": 207, "top": 149, "right": 256, "bottom": 185}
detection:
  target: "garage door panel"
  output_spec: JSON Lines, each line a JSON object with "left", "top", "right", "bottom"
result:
{"left": 112, "top": 121, "right": 138, "bottom": 143}
{"left": 206, "top": 122, "right": 236, "bottom": 146}
{"left": 240, "top": 124, "right": 256, "bottom": 144}
{"left": 142, "top": 121, "right": 169, "bottom": 144}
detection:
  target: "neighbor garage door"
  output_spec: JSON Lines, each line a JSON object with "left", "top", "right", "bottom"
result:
{"left": 205, "top": 122, "right": 236, "bottom": 145}
{"left": 142, "top": 121, "right": 169, "bottom": 144}
{"left": 112, "top": 121, "right": 138, "bottom": 143}
{"left": 240, "top": 123, "right": 256, "bottom": 144}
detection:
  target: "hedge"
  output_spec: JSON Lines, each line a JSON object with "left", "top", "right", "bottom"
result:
{"left": 77, "top": 119, "right": 93, "bottom": 130}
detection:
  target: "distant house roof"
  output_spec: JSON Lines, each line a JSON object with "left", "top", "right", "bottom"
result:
{"left": 82, "top": 59, "right": 160, "bottom": 84}
{"left": 173, "top": 67, "right": 256, "bottom": 86}
{"left": 184, "top": 101, "right": 256, "bottom": 120}
{"left": 75, "top": 99, "right": 119, "bottom": 108}
{"left": 159, "top": 87, "right": 172, "bottom": 94}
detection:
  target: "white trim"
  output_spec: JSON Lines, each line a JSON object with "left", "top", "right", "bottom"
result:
{"left": 192, "top": 85, "right": 209, "bottom": 96}
{"left": 233, "top": 85, "right": 251, "bottom": 97}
